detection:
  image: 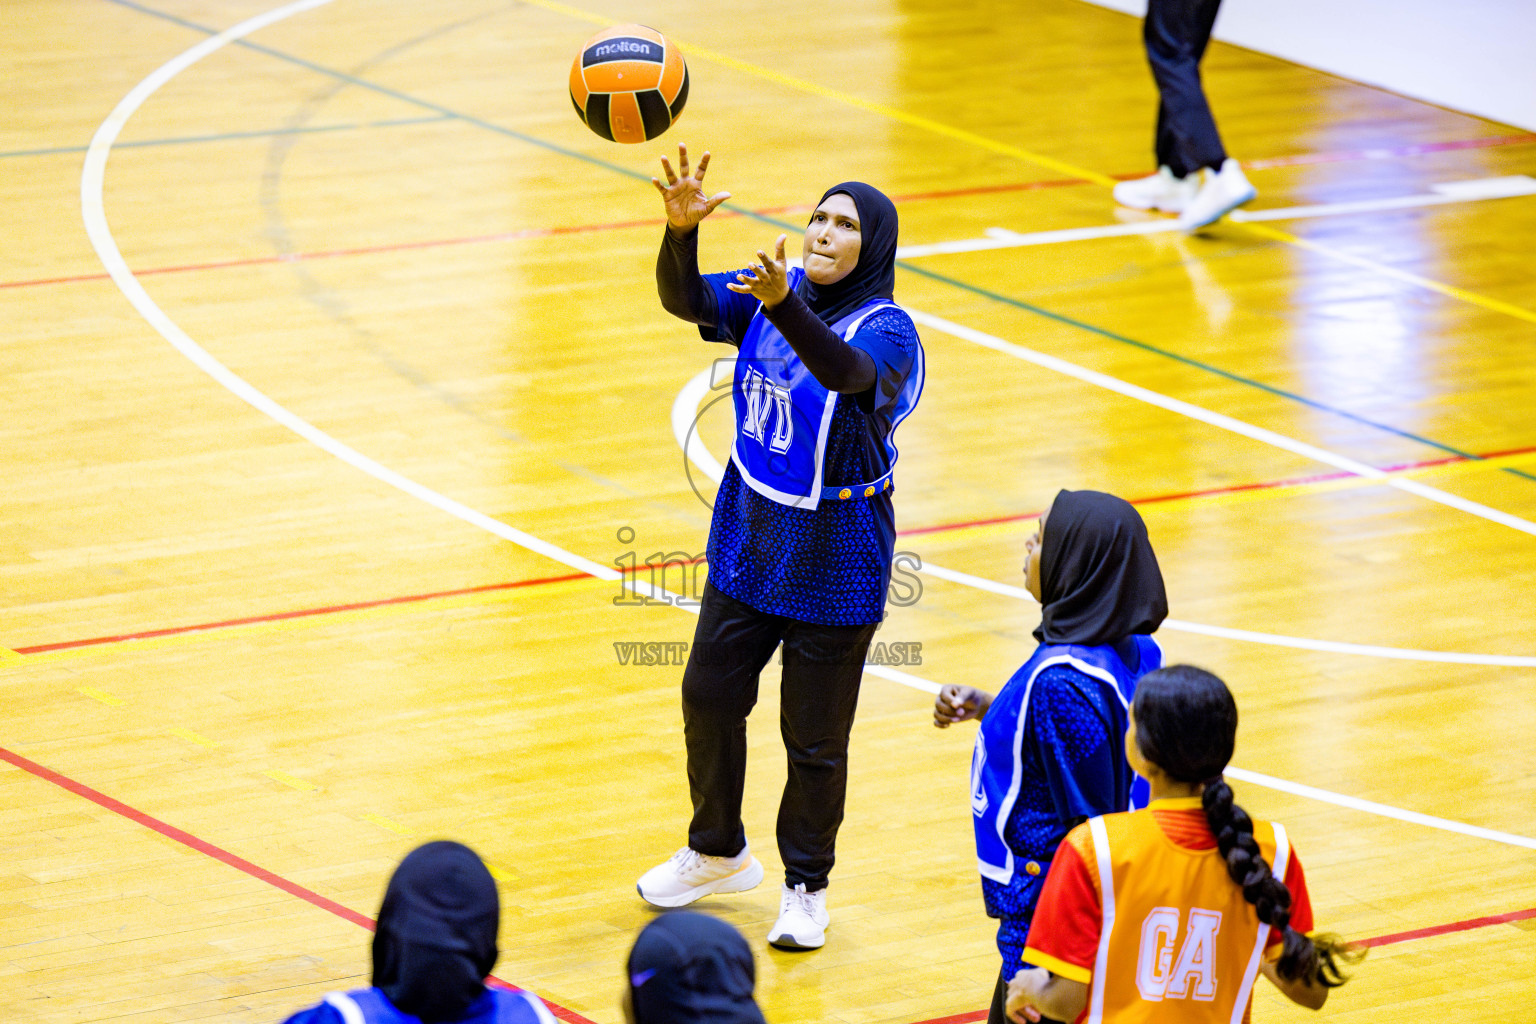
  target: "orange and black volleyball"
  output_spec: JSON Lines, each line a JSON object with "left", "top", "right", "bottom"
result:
{"left": 569, "top": 24, "right": 688, "bottom": 144}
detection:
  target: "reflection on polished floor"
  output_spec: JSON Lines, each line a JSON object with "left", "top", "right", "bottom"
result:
{"left": 2, "top": 1, "right": 1534, "bottom": 1022}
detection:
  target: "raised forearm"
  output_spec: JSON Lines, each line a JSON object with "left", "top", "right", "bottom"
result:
{"left": 656, "top": 227, "right": 718, "bottom": 326}
{"left": 760, "top": 290, "right": 876, "bottom": 393}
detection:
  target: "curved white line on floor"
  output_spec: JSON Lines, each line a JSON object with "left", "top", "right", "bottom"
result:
{"left": 676, "top": 364, "right": 1536, "bottom": 667}
{"left": 78, "top": 0, "right": 618, "bottom": 586}
{"left": 82, "top": 3, "right": 1531, "bottom": 848}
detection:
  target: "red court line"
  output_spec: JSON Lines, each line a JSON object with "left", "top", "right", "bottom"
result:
{"left": 0, "top": 744, "right": 598, "bottom": 1024}
{"left": 13, "top": 571, "right": 592, "bottom": 654}
{"left": 898, "top": 443, "right": 1536, "bottom": 538}
{"left": 8, "top": 448, "right": 1532, "bottom": 659}
{"left": 1243, "top": 132, "right": 1536, "bottom": 170}
{"left": 4, "top": 745, "right": 1527, "bottom": 1024}
{"left": 7, "top": 132, "right": 1535, "bottom": 292}
{"left": 1360, "top": 905, "right": 1536, "bottom": 947}
{"left": 904, "top": 904, "right": 1536, "bottom": 1024}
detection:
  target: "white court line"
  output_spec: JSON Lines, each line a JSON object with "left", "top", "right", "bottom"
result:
{"left": 677, "top": 366, "right": 1536, "bottom": 667}
{"left": 78, "top": 0, "right": 623, "bottom": 586}
{"left": 82, "top": 1, "right": 1532, "bottom": 849}
{"left": 1224, "top": 768, "right": 1536, "bottom": 851}
{"left": 893, "top": 175, "right": 1536, "bottom": 258}
{"left": 670, "top": 376, "right": 1536, "bottom": 847}
{"left": 905, "top": 309, "right": 1536, "bottom": 539}
{"left": 917, "top": 564, "right": 1536, "bottom": 668}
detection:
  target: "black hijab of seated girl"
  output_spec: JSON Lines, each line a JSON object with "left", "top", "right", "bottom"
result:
{"left": 795, "top": 182, "right": 900, "bottom": 327}
{"left": 1131, "top": 665, "right": 1362, "bottom": 989}
{"left": 372, "top": 841, "right": 500, "bottom": 1024}
{"left": 628, "top": 911, "right": 767, "bottom": 1024}
{"left": 1034, "top": 489, "right": 1168, "bottom": 647}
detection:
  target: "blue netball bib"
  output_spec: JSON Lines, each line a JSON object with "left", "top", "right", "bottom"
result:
{"left": 316, "top": 986, "right": 555, "bottom": 1024}
{"left": 971, "top": 637, "right": 1161, "bottom": 885}
{"left": 729, "top": 272, "right": 911, "bottom": 509}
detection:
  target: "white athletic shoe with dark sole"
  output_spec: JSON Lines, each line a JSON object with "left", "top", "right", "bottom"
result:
{"left": 636, "top": 845, "right": 764, "bottom": 908}
{"left": 1179, "top": 159, "right": 1257, "bottom": 231}
{"left": 767, "top": 883, "right": 829, "bottom": 950}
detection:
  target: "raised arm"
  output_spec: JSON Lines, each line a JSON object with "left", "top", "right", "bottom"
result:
{"left": 652, "top": 144, "right": 731, "bottom": 325}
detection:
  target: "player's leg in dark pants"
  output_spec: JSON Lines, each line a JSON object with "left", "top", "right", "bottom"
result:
{"left": 1145, "top": 0, "right": 1227, "bottom": 175}
{"left": 682, "top": 581, "right": 785, "bottom": 858}
{"left": 775, "top": 616, "right": 878, "bottom": 891}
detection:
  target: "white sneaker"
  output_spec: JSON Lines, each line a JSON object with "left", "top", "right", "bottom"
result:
{"left": 637, "top": 845, "right": 764, "bottom": 908}
{"left": 1179, "top": 159, "right": 1257, "bottom": 231}
{"left": 1112, "top": 166, "right": 1198, "bottom": 213}
{"left": 767, "top": 883, "right": 830, "bottom": 950}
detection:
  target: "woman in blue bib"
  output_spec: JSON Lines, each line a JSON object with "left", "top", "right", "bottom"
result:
{"left": 280, "top": 842, "right": 557, "bottom": 1024}
{"left": 637, "top": 144, "right": 924, "bottom": 952}
{"left": 933, "top": 490, "right": 1167, "bottom": 1024}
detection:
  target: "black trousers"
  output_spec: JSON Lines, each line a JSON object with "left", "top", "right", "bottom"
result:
{"left": 1145, "top": 0, "right": 1228, "bottom": 177}
{"left": 682, "top": 581, "right": 878, "bottom": 891}
{"left": 987, "top": 967, "right": 1066, "bottom": 1024}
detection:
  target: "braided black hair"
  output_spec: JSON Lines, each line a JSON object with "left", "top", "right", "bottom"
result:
{"left": 1132, "top": 665, "right": 1355, "bottom": 989}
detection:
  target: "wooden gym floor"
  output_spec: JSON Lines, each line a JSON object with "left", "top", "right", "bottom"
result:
{"left": 3, "top": 0, "right": 1534, "bottom": 1021}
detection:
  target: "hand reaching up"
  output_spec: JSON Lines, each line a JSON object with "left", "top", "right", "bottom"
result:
{"left": 652, "top": 142, "right": 731, "bottom": 236}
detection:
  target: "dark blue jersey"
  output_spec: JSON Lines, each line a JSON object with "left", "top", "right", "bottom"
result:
{"left": 971, "top": 639, "right": 1161, "bottom": 968}
{"left": 700, "top": 269, "right": 923, "bottom": 625}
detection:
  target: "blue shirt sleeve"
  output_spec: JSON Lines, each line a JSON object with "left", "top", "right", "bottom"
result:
{"left": 846, "top": 307, "right": 918, "bottom": 414}
{"left": 279, "top": 1005, "right": 343, "bottom": 1024}
{"left": 1025, "top": 666, "right": 1124, "bottom": 825}
{"left": 699, "top": 270, "right": 763, "bottom": 344}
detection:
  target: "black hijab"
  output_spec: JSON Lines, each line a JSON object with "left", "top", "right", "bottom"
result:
{"left": 627, "top": 912, "right": 766, "bottom": 1024}
{"left": 372, "top": 841, "right": 499, "bottom": 1024}
{"left": 1033, "top": 489, "right": 1167, "bottom": 647}
{"left": 795, "top": 181, "right": 899, "bottom": 326}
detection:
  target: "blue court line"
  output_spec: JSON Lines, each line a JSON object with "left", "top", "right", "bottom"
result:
{"left": 101, "top": 0, "right": 1536, "bottom": 486}
{"left": 1, "top": 115, "right": 454, "bottom": 160}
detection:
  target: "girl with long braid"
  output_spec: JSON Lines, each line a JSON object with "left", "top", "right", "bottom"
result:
{"left": 1007, "top": 665, "right": 1360, "bottom": 1023}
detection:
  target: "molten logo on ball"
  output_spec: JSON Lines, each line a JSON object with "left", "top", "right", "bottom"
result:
{"left": 570, "top": 24, "right": 689, "bottom": 145}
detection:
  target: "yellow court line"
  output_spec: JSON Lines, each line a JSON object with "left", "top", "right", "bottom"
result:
{"left": 168, "top": 727, "right": 220, "bottom": 748}
{"left": 6, "top": 575, "right": 605, "bottom": 667}
{"left": 263, "top": 769, "right": 319, "bottom": 791}
{"left": 531, "top": 0, "right": 1536, "bottom": 325}
{"left": 0, "top": 646, "right": 22, "bottom": 666}
{"left": 1240, "top": 222, "right": 1536, "bottom": 326}
{"left": 526, "top": 0, "right": 1116, "bottom": 186}
{"left": 485, "top": 861, "right": 520, "bottom": 882}
{"left": 361, "top": 813, "right": 413, "bottom": 836}
{"left": 78, "top": 686, "right": 126, "bottom": 706}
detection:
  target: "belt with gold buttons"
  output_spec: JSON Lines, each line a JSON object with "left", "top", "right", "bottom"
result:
{"left": 819, "top": 470, "right": 894, "bottom": 501}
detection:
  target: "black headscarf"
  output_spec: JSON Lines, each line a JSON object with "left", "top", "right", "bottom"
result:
{"left": 372, "top": 841, "right": 500, "bottom": 1024}
{"left": 627, "top": 912, "right": 766, "bottom": 1024}
{"left": 1033, "top": 489, "right": 1167, "bottom": 647}
{"left": 795, "top": 181, "right": 899, "bottom": 326}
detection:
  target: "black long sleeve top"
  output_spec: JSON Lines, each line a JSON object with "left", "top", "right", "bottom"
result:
{"left": 656, "top": 227, "right": 877, "bottom": 394}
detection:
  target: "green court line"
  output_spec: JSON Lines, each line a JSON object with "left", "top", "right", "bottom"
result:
{"left": 1, "top": 115, "right": 454, "bottom": 159}
{"left": 100, "top": 0, "right": 1536, "bottom": 486}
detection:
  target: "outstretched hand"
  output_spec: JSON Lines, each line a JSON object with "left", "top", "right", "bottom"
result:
{"left": 1005, "top": 968, "right": 1048, "bottom": 1024}
{"left": 652, "top": 143, "right": 731, "bottom": 236}
{"left": 725, "top": 234, "right": 791, "bottom": 308}
{"left": 934, "top": 685, "right": 991, "bottom": 727}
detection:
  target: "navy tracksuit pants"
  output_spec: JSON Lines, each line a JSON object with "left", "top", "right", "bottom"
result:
{"left": 1145, "top": 0, "right": 1229, "bottom": 177}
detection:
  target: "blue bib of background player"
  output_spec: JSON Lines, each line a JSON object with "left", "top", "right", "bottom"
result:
{"left": 970, "top": 637, "right": 1161, "bottom": 886}
{"left": 729, "top": 277, "right": 899, "bottom": 510}
{"left": 318, "top": 986, "right": 553, "bottom": 1024}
